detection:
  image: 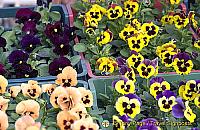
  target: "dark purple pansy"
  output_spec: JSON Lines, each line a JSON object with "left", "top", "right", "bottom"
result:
{"left": 172, "top": 98, "right": 185, "bottom": 118}
{"left": 156, "top": 90, "right": 176, "bottom": 100}
{"left": 120, "top": 115, "right": 131, "bottom": 128}
{"left": 64, "top": 25, "right": 76, "bottom": 41}
{"left": 52, "top": 36, "right": 70, "bottom": 56}
{"left": 191, "top": 128, "right": 200, "bottom": 130}
{"left": 49, "top": 56, "right": 72, "bottom": 76}
{"left": 8, "top": 50, "right": 29, "bottom": 65}
{"left": 45, "top": 21, "right": 63, "bottom": 40}
{"left": 142, "top": 58, "right": 158, "bottom": 69}
{"left": 14, "top": 63, "right": 38, "bottom": 78}
{"left": 21, "top": 35, "right": 41, "bottom": 53}
{"left": 0, "top": 63, "right": 6, "bottom": 75}
{"left": 125, "top": 94, "right": 142, "bottom": 104}
{"left": 16, "top": 8, "right": 41, "bottom": 24}
{"left": 22, "top": 21, "right": 37, "bottom": 35}
{"left": 136, "top": 118, "right": 160, "bottom": 130}
{"left": 117, "top": 57, "right": 126, "bottom": 67}
{"left": 173, "top": 52, "right": 191, "bottom": 61}
{"left": 150, "top": 77, "right": 165, "bottom": 85}
{"left": 0, "top": 37, "right": 6, "bottom": 48}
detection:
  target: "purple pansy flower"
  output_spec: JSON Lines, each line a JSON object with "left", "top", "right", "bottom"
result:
{"left": 64, "top": 25, "right": 76, "bottom": 41}
{"left": 52, "top": 36, "right": 70, "bottom": 56}
{"left": 172, "top": 98, "right": 185, "bottom": 118}
{"left": 22, "top": 21, "right": 37, "bottom": 35}
{"left": 150, "top": 77, "right": 165, "bottom": 85}
{"left": 0, "top": 63, "right": 6, "bottom": 75}
{"left": 49, "top": 57, "right": 72, "bottom": 76}
{"left": 45, "top": 21, "right": 63, "bottom": 40}
{"left": 16, "top": 8, "right": 41, "bottom": 24}
{"left": 125, "top": 93, "right": 142, "bottom": 104}
{"left": 136, "top": 118, "right": 160, "bottom": 130}
{"left": 21, "top": 35, "right": 41, "bottom": 53}
{"left": 14, "top": 63, "right": 38, "bottom": 78}
{"left": 191, "top": 128, "right": 200, "bottom": 130}
{"left": 8, "top": 50, "right": 29, "bottom": 66}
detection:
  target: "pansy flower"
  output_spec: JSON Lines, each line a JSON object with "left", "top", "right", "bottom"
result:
{"left": 115, "top": 94, "right": 141, "bottom": 118}
{"left": 16, "top": 99, "right": 40, "bottom": 120}
{"left": 50, "top": 87, "right": 66, "bottom": 108}
{"left": 49, "top": 57, "right": 72, "bottom": 76}
{"left": 15, "top": 116, "right": 41, "bottom": 130}
{"left": 124, "top": 0, "right": 139, "bottom": 15}
{"left": 117, "top": 64, "right": 136, "bottom": 82}
{"left": 86, "top": 4, "right": 106, "bottom": 22}
{"left": 169, "top": 0, "right": 180, "bottom": 4}
{"left": 127, "top": 35, "right": 145, "bottom": 52}
{"left": 172, "top": 98, "right": 196, "bottom": 123}
{"left": 71, "top": 117, "right": 99, "bottom": 130}
{"left": 8, "top": 86, "right": 21, "bottom": 98}
{"left": 150, "top": 77, "right": 170, "bottom": 98}
{"left": 0, "top": 63, "right": 6, "bottom": 75}
{"left": 128, "top": 19, "right": 141, "bottom": 30}
{"left": 107, "top": 3, "right": 123, "bottom": 20}
{"left": 188, "top": 11, "right": 198, "bottom": 29}
{"left": 14, "top": 63, "right": 38, "bottom": 78}
{"left": 123, "top": 9, "right": 133, "bottom": 19}
{"left": 185, "top": 80, "right": 199, "bottom": 94}
{"left": 0, "top": 96, "right": 10, "bottom": 111}
{"left": 194, "top": 96, "right": 200, "bottom": 108}
{"left": 141, "top": 22, "right": 159, "bottom": 38}
{"left": 21, "top": 81, "right": 42, "bottom": 99}
{"left": 21, "top": 34, "right": 41, "bottom": 53}
{"left": 161, "top": 14, "right": 174, "bottom": 25}
{"left": 57, "top": 111, "right": 79, "bottom": 130}
{"left": 52, "top": 36, "right": 70, "bottom": 56}
{"left": 56, "top": 66, "right": 78, "bottom": 87}
{"left": 96, "top": 57, "right": 118, "bottom": 75}
{"left": 157, "top": 90, "right": 176, "bottom": 112}
{"left": 156, "top": 40, "right": 177, "bottom": 58}
{"left": 0, "top": 110, "right": 9, "bottom": 130}
{"left": 161, "top": 51, "right": 178, "bottom": 67}
{"left": 70, "top": 103, "right": 87, "bottom": 119}
{"left": 22, "top": 21, "right": 37, "bottom": 35}
{"left": 44, "top": 21, "right": 62, "bottom": 40}
{"left": 172, "top": 52, "right": 193, "bottom": 75}
{"left": 136, "top": 118, "right": 161, "bottom": 130}
{"left": 57, "top": 87, "right": 81, "bottom": 111}
{"left": 137, "top": 58, "right": 158, "bottom": 79}
{"left": 0, "top": 36, "right": 6, "bottom": 50}
{"left": 0, "top": 75, "right": 8, "bottom": 94}
{"left": 84, "top": 15, "right": 98, "bottom": 28}
{"left": 113, "top": 115, "right": 130, "bottom": 130}
{"left": 179, "top": 81, "right": 197, "bottom": 101}
{"left": 8, "top": 50, "right": 29, "bottom": 66}
{"left": 16, "top": 8, "right": 41, "bottom": 23}
{"left": 119, "top": 25, "right": 137, "bottom": 41}
{"left": 193, "top": 39, "right": 200, "bottom": 49}
{"left": 173, "top": 13, "right": 189, "bottom": 29}
{"left": 127, "top": 51, "right": 144, "bottom": 69}
{"left": 78, "top": 87, "right": 93, "bottom": 107}
{"left": 42, "top": 84, "right": 56, "bottom": 95}
{"left": 96, "top": 29, "right": 113, "bottom": 45}
{"left": 113, "top": 78, "right": 135, "bottom": 95}
{"left": 64, "top": 25, "right": 76, "bottom": 41}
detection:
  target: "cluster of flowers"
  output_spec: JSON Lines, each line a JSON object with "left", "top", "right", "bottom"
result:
{"left": 76, "top": 0, "right": 199, "bottom": 76}
{"left": 0, "top": 66, "right": 99, "bottom": 130}
{"left": 0, "top": 7, "right": 76, "bottom": 78}
{"left": 111, "top": 72, "right": 200, "bottom": 129}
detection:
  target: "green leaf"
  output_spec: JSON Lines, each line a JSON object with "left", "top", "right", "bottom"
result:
{"left": 0, "top": 26, "right": 4, "bottom": 34}
{"left": 73, "top": 43, "right": 87, "bottom": 52}
{"left": 110, "top": 40, "right": 125, "bottom": 47}
{"left": 141, "top": 8, "right": 152, "bottom": 13}
{"left": 185, "top": 46, "right": 200, "bottom": 53}
{"left": 120, "top": 48, "right": 129, "bottom": 57}
{"left": 38, "top": 48, "right": 51, "bottom": 57}
{"left": 47, "top": 127, "right": 57, "bottom": 130}
{"left": 38, "top": 64, "right": 49, "bottom": 76}
{"left": 70, "top": 55, "right": 81, "bottom": 66}
{"left": 99, "top": 93, "right": 110, "bottom": 100}
{"left": 10, "top": 113, "right": 19, "bottom": 120}
{"left": 7, "top": 104, "right": 16, "bottom": 111}
{"left": 2, "top": 31, "right": 16, "bottom": 46}
{"left": 74, "top": 20, "right": 84, "bottom": 29}
{"left": 102, "top": 44, "right": 112, "bottom": 55}
{"left": 89, "top": 109, "right": 105, "bottom": 115}
{"left": 49, "top": 11, "right": 61, "bottom": 21}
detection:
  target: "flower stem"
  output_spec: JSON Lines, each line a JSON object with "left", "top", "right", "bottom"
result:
{"left": 146, "top": 78, "right": 149, "bottom": 90}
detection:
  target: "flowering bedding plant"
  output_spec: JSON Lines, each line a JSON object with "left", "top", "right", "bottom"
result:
{"left": 0, "top": 4, "right": 80, "bottom": 79}
{"left": 95, "top": 72, "right": 200, "bottom": 129}
{"left": 0, "top": 66, "right": 99, "bottom": 130}
{"left": 73, "top": 0, "right": 200, "bottom": 76}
